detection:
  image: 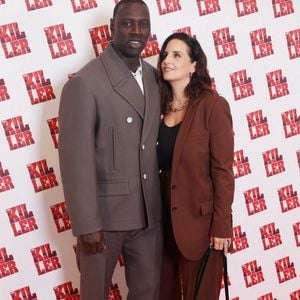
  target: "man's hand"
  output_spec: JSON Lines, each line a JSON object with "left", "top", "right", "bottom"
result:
{"left": 80, "top": 231, "right": 106, "bottom": 255}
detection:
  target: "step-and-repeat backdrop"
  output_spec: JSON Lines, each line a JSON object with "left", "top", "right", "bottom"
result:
{"left": 1, "top": 0, "right": 299, "bottom": 299}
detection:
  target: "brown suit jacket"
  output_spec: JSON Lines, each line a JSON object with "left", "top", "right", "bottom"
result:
{"left": 58, "top": 44, "right": 162, "bottom": 236}
{"left": 170, "top": 92, "right": 234, "bottom": 261}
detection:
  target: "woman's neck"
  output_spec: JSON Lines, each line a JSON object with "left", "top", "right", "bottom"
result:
{"left": 170, "top": 81, "right": 189, "bottom": 104}
{"left": 171, "top": 91, "right": 187, "bottom": 105}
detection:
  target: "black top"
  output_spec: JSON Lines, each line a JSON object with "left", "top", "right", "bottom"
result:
{"left": 157, "top": 120, "right": 181, "bottom": 171}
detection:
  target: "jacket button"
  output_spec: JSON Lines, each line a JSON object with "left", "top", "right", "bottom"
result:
{"left": 171, "top": 185, "right": 176, "bottom": 190}
{"left": 171, "top": 207, "right": 177, "bottom": 212}
{"left": 126, "top": 117, "right": 133, "bottom": 123}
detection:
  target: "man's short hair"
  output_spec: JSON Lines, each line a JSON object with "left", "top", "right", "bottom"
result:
{"left": 113, "top": 0, "right": 148, "bottom": 19}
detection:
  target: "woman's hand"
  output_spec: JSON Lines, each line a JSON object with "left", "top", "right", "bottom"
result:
{"left": 210, "top": 236, "right": 231, "bottom": 255}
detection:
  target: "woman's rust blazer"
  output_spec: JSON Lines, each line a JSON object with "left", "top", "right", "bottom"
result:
{"left": 169, "top": 91, "right": 235, "bottom": 261}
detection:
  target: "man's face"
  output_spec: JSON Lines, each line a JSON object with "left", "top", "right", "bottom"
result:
{"left": 110, "top": 2, "right": 150, "bottom": 59}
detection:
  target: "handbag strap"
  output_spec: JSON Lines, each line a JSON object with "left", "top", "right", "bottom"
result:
{"left": 223, "top": 253, "right": 229, "bottom": 300}
{"left": 193, "top": 247, "right": 229, "bottom": 300}
{"left": 193, "top": 247, "right": 213, "bottom": 300}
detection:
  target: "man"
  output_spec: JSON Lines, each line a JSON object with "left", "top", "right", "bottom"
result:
{"left": 58, "top": 1, "right": 162, "bottom": 299}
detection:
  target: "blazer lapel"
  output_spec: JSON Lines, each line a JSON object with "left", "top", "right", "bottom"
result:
{"left": 172, "top": 103, "right": 198, "bottom": 176}
{"left": 100, "top": 44, "right": 145, "bottom": 118}
{"left": 114, "top": 78, "right": 145, "bottom": 118}
{"left": 141, "top": 61, "right": 160, "bottom": 142}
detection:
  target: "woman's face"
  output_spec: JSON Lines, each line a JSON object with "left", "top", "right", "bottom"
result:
{"left": 161, "top": 39, "right": 196, "bottom": 84}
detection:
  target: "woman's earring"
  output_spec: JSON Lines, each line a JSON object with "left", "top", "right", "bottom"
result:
{"left": 189, "top": 72, "right": 193, "bottom": 78}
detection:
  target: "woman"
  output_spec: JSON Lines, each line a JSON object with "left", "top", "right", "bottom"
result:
{"left": 157, "top": 32, "right": 234, "bottom": 300}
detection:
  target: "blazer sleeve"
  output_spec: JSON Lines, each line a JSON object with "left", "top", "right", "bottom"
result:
{"left": 58, "top": 76, "right": 102, "bottom": 236}
{"left": 208, "top": 96, "right": 235, "bottom": 238}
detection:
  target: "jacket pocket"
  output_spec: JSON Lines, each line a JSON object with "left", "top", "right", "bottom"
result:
{"left": 108, "top": 127, "right": 117, "bottom": 171}
{"left": 199, "top": 200, "right": 214, "bottom": 216}
{"left": 97, "top": 180, "right": 129, "bottom": 196}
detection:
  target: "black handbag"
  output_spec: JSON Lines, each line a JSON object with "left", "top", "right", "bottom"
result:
{"left": 192, "top": 247, "right": 229, "bottom": 300}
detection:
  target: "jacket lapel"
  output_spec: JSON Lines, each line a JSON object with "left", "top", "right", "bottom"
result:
{"left": 141, "top": 61, "right": 160, "bottom": 142}
{"left": 100, "top": 44, "right": 145, "bottom": 118}
{"left": 172, "top": 102, "right": 198, "bottom": 176}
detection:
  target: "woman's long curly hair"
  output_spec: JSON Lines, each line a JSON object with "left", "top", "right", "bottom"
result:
{"left": 157, "top": 32, "right": 214, "bottom": 114}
